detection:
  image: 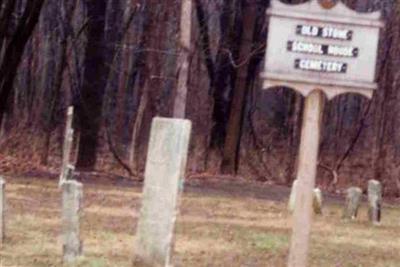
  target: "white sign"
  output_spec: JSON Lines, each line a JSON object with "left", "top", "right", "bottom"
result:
{"left": 262, "top": 0, "right": 383, "bottom": 99}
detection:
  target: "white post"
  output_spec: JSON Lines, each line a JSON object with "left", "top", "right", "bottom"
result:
{"left": 62, "top": 180, "right": 83, "bottom": 264}
{"left": 288, "top": 90, "right": 324, "bottom": 267}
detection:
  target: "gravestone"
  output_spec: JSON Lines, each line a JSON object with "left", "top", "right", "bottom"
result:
{"left": 313, "top": 188, "right": 323, "bottom": 215}
{"left": 288, "top": 180, "right": 323, "bottom": 215}
{"left": 62, "top": 180, "right": 83, "bottom": 264}
{"left": 262, "top": 1, "right": 383, "bottom": 266}
{"left": 134, "top": 117, "right": 192, "bottom": 267}
{"left": 0, "top": 177, "right": 5, "bottom": 245}
{"left": 368, "top": 180, "right": 382, "bottom": 224}
{"left": 343, "top": 187, "right": 362, "bottom": 220}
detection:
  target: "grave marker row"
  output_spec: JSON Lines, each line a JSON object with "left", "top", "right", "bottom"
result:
{"left": 60, "top": 117, "right": 192, "bottom": 266}
{"left": 343, "top": 180, "right": 382, "bottom": 224}
{"left": 0, "top": 117, "right": 390, "bottom": 267}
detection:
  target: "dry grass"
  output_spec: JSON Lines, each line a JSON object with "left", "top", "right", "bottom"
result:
{"left": 0, "top": 178, "right": 399, "bottom": 267}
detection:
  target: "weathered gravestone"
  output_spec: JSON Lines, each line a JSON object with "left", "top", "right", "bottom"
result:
{"left": 0, "top": 177, "right": 5, "bottom": 245}
{"left": 62, "top": 180, "right": 83, "bottom": 264}
{"left": 134, "top": 117, "right": 191, "bottom": 267}
{"left": 288, "top": 180, "right": 323, "bottom": 215}
{"left": 313, "top": 188, "right": 323, "bottom": 215}
{"left": 262, "top": 1, "right": 383, "bottom": 266}
{"left": 368, "top": 180, "right": 382, "bottom": 224}
{"left": 343, "top": 187, "right": 362, "bottom": 220}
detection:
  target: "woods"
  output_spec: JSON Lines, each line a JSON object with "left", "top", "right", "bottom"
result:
{"left": 0, "top": 0, "right": 399, "bottom": 195}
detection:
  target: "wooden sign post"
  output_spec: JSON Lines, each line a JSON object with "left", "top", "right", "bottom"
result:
{"left": 288, "top": 90, "right": 324, "bottom": 266}
{"left": 262, "top": 1, "right": 383, "bottom": 266}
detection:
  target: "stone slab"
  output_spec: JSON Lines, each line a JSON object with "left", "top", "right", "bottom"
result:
{"left": 134, "top": 117, "right": 192, "bottom": 267}
{"left": 368, "top": 180, "right": 382, "bottom": 224}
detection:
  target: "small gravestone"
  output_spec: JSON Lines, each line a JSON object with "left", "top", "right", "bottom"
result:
{"left": 313, "top": 188, "right": 323, "bottom": 215}
{"left": 62, "top": 180, "right": 83, "bottom": 264}
{"left": 0, "top": 177, "right": 5, "bottom": 245}
{"left": 288, "top": 180, "right": 323, "bottom": 215}
{"left": 134, "top": 118, "right": 191, "bottom": 267}
{"left": 343, "top": 187, "right": 362, "bottom": 220}
{"left": 368, "top": 180, "right": 382, "bottom": 224}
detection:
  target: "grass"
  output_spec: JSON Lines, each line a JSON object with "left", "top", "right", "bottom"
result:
{"left": 0, "top": 178, "right": 399, "bottom": 266}
{"left": 249, "top": 232, "right": 289, "bottom": 251}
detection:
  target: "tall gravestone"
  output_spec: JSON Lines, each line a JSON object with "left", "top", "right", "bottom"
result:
{"left": 368, "top": 180, "right": 382, "bottom": 224}
{"left": 312, "top": 188, "right": 323, "bottom": 215}
{"left": 262, "top": 1, "right": 383, "bottom": 266}
{"left": 134, "top": 117, "right": 191, "bottom": 267}
{"left": 0, "top": 177, "right": 5, "bottom": 245}
{"left": 62, "top": 180, "right": 83, "bottom": 264}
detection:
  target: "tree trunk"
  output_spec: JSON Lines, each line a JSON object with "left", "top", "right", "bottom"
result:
{"left": 0, "top": 0, "right": 45, "bottom": 125}
{"left": 173, "top": 0, "right": 192, "bottom": 118}
{"left": 76, "top": 0, "right": 108, "bottom": 170}
{"left": 129, "top": 81, "right": 149, "bottom": 171}
{"left": 209, "top": 0, "right": 239, "bottom": 148}
{"left": 221, "top": 0, "right": 257, "bottom": 174}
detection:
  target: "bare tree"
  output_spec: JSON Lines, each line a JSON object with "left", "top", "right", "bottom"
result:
{"left": 75, "top": 0, "right": 108, "bottom": 170}
{"left": 173, "top": 0, "right": 193, "bottom": 118}
{"left": 0, "top": 0, "right": 45, "bottom": 127}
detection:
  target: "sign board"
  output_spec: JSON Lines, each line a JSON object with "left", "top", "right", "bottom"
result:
{"left": 262, "top": 0, "right": 383, "bottom": 99}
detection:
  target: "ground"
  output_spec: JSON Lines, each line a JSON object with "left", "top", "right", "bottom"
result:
{"left": 0, "top": 175, "right": 399, "bottom": 267}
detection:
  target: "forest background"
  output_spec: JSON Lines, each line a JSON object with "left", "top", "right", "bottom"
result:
{"left": 0, "top": 0, "right": 398, "bottom": 196}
